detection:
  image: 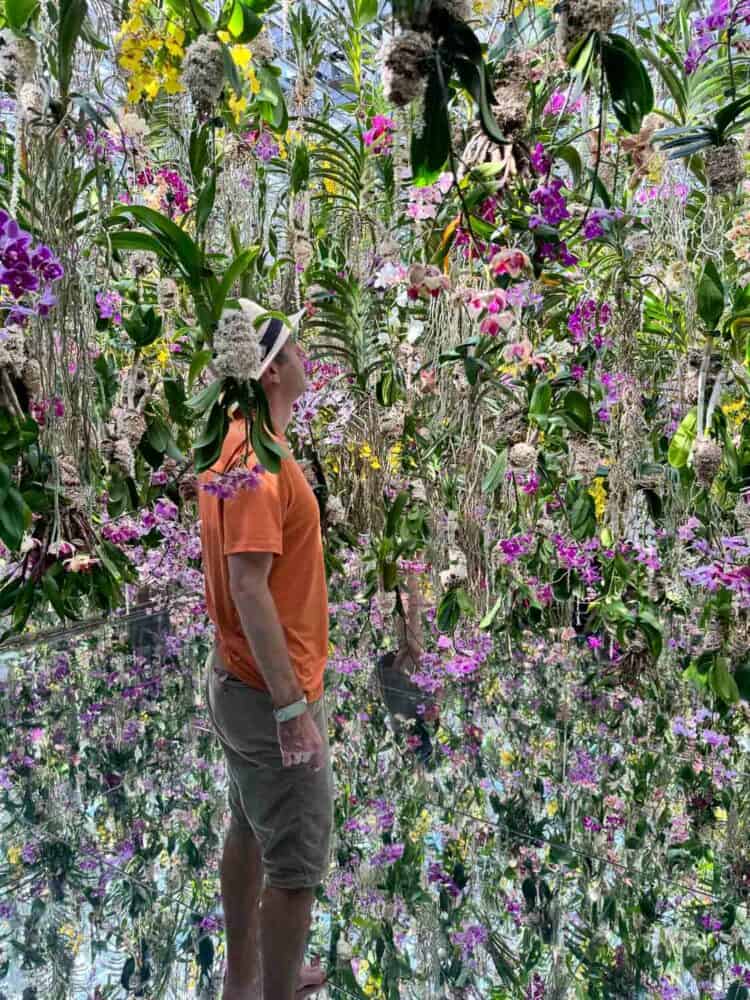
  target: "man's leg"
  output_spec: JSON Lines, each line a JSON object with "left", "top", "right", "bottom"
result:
{"left": 260, "top": 884, "right": 315, "bottom": 1000}
{"left": 221, "top": 818, "right": 264, "bottom": 1000}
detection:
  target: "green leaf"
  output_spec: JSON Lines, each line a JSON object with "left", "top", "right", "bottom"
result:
{"left": 354, "top": 0, "right": 377, "bottom": 27}
{"left": 563, "top": 390, "right": 593, "bottom": 435}
{"left": 601, "top": 34, "right": 654, "bottom": 134}
{"left": 194, "top": 401, "right": 229, "bottom": 473}
{"left": 385, "top": 492, "right": 409, "bottom": 538}
{"left": 226, "top": 0, "right": 263, "bottom": 41}
{"left": 479, "top": 594, "right": 503, "bottom": 629}
{"left": 0, "top": 463, "right": 9, "bottom": 503}
{"left": 113, "top": 206, "right": 204, "bottom": 284}
{"left": 668, "top": 408, "right": 698, "bottom": 468}
{"left": 6, "top": 0, "right": 39, "bottom": 29}
{"left": 123, "top": 305, "right": 163, "bottom": 348}
{"left": 482, "top": 450, "right": 507, "bottom": 494}
{"left": 196, "top": 169, "right": 217, "bottom": 233}
{"left": 736, "top": 666, "right": 750, "bottom": 702}
{"left": 453, "top": 55, "right": 506, "bottom": 146}
{"left": 188, "top": 377, "right": 224, "bottom": 418}
{"left": 411, "top": 62, "right": 450, "bottom": 184}
{"left": 58, "top": 0, "right": 88, "bottom": 99}
{"left": 529, "top": 381, "right": 551, "bottom": 421}
{"left": 710, "top": 658, "right": 740, "bottom": 704}
{"left": 213, "top": 248, "right": 260, "bottom": 321}
{"left": 436, "top": 589, "right": 458, "bottom": 633}
{"left": 555, "top": 144, "right": 583, "bottom": 187}
{"left": 256, "top": 64, "right": 288, "bottom": 131}
{"left": 290, "top": 143, "right": 310, "bottom": 193}
{"left": 697, "top": 259, "right": 724, "bottom": 330}
{"left": 0, "top": 487, "right": 30, "bottom": 552}
{"left": 714, "top": 94, "right": 750, "bottom": 138}
{"left": 250, "top": 413, "right": 283, "bottom": 474}
{"left": 108, "top": 231, "right": 171, "bottom": 258}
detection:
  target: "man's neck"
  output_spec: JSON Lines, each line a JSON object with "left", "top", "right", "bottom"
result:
{"left": 268, "top": 396, "right": 293, "bottom": 436}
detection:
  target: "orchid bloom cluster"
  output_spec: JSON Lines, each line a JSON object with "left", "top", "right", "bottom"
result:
{"left": 685, "top": 0, "right": 750, "bottom": 73}
{"left": 0, "top": 211, "right": 63, "bottom": 329}
{"left": 459, "top": 248, "right": 535, "bottom": 336}
{"left": 198, "top": 464, "right": 265, "bottom": 501}
{"left": 406, "top": 263, "right": 451, "bottom": 300}
{"left": 406, "top": 172, "right": 453, "bottom": 221}
{"left": 362, "top": 114, "right": 396, "bottom": 154}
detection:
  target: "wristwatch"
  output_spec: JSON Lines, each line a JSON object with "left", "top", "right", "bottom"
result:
{"left": 273, "top": 696, "right": 308, "bottom": 723}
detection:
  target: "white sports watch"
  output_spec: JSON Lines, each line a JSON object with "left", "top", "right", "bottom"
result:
{"left": 273, "top": 696, "right": 308, "bottom": 723}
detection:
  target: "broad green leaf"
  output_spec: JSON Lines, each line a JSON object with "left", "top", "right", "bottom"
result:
{"left": 226, "top": 0, "right": 263, "bottom": 41}
{"left": 290, "top": 143, "right": 310, "bottom": 193}
{"left": 187, "top": 376, "right": 223, "bottom": 413}
{"left": 0, "top": 486, "right": 30, "bottom": 552}
{"left": 411, "top": 62, "right": 450, "bottom": 184}
{"left": 601, "top": 33, "right": 654, "bottom": 134}
{"left": 194, "top": 401, "right": 229, "bottom": 472}
{"left": 196, "top": 169, "right": 217, "bottom": 233}
{"left": 710, "top": 658, "right": 739, "bottom": 704}
{"left": 113, "top": 206, "right": 203, "bottom": 283}
{"left": 213, "top": 248, "right": 260, "bottom": 321}
{"left": 6, "top": 0, "right": 38, "bottom": 28}
{"left": 58, "top": 0, "right": 87, "bottom": 99}
{"left": 563, "top": 390, "right": 593, "bottom": 435}
{"left": 529, "top": 381, "right": 552, "bottom": 420}
{"left": 385, "top": 492, "right": 409, "bottom": 538}
{"left": 453, "top": 54, "right": 505, "bottom": 145}
{"left": 480, "top": 594, "right": 503, "bottom": 629}
{"left": 697, "top": 259, "right": 724, "bottom": 330}
{"left": 482, "top": 450, "right": 507, "bottom": 494}
{"left": 668, "top": 408, "right": 697, "bottom": 468}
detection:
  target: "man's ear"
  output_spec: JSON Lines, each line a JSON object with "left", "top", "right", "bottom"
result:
{"left": 261, "top": 361, "right": 281, "bottom": 389}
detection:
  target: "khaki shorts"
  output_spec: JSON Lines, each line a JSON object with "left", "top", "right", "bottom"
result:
{"left": 204, "top": 656, "right": 334, "bottom": 890}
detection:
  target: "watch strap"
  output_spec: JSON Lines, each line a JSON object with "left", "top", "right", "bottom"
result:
{"left": 274, "top": 696, "right": 308, "bottom": 723}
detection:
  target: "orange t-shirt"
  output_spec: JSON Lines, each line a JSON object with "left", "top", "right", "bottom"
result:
{"left": 198, "top": 415, "right": 328, "bottom": 702}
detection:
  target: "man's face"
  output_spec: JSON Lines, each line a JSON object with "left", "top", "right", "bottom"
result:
{"left": 282, "top": 332, "right": 308, "bottom": 400}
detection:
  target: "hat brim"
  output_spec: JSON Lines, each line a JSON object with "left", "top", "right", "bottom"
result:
{"left": 253, "top": 308, "right": 306, "bottom": 380}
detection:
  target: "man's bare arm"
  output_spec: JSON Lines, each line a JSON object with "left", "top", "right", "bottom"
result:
{"left": 228, "top": 551, "right": 305, "bottom": 709}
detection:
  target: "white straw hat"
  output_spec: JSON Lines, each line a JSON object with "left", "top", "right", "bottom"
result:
{"left": 236, "top": 298, "right": 306, "bottom": 380}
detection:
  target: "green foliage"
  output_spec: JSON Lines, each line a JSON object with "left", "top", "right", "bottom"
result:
{"left": 601, "top": 34, "right": 655, "bottom": 134}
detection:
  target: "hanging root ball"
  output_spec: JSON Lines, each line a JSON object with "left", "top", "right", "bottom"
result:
{"left": 122, "top": 409, "right": 147, "bottom": 447}
{"left": 181, "top": 36, "right": 226, "bottom": 110}
{"left": 213, "top": 306, "right": 263, "bottom": 383}
{"left": 508, "top": 442, "right": 538, "bottom": 471}
{"left": 430, "top": 0, "right": 473, "bottom": 21}
{"left": 492, "top": 53, "right": 529, "bottom": 136}
{"left": 158, "top": 278, "right": 179, "bottom": 312}
{"left": 556, "top": 0, "right": 620, "bottom": 57}
{"left": 21, "top": 358, "right": 42, "bottom": 399}
{"left": 692, "top": 437, "right": 723, "bottom": 486}
{"left": 704, "top": 143, "right": 745, "bottom": 195}
{"left": 113, "top": 438, "right": 136, "bottom": 479}
{"left": 381, "top": 31, "right": 433, "bottom": 108}
{"left": 0, "top": 29, "right": 37, "bottom": 86}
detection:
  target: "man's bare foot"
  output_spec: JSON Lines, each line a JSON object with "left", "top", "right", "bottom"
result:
{"left": 222, "top": 959, "right": 327, "bottom": 999}
{"left": 296, "top": 958, "right": 328, "bottom": 996}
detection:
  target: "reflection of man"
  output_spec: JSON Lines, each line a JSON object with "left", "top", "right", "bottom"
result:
{"left": 198, "top": 302, "right": 331, "bottom": 1000}
{"left": 375, "top": 573, "right": 440, "bottom": 767}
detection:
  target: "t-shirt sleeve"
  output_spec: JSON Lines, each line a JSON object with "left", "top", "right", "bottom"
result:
{"left": 222, "top": 468, "right": 286, "bottom": 556}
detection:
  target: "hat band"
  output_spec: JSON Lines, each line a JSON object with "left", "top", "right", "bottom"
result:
{"left": 260, "top": 317, "right": 284, "bottom": 354}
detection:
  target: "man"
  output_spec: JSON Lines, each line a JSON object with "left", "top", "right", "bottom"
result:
{"left": 198, "top": 302, "right": 332, "bottom": 1000}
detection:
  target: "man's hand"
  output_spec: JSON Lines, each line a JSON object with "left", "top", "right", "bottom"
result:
{"left": 277, "top": 711, "right": 325, "bottom": 771}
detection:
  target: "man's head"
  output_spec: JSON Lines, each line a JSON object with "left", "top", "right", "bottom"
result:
{"left": 259, "top": 323, "right": 307, "bottom": 405}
